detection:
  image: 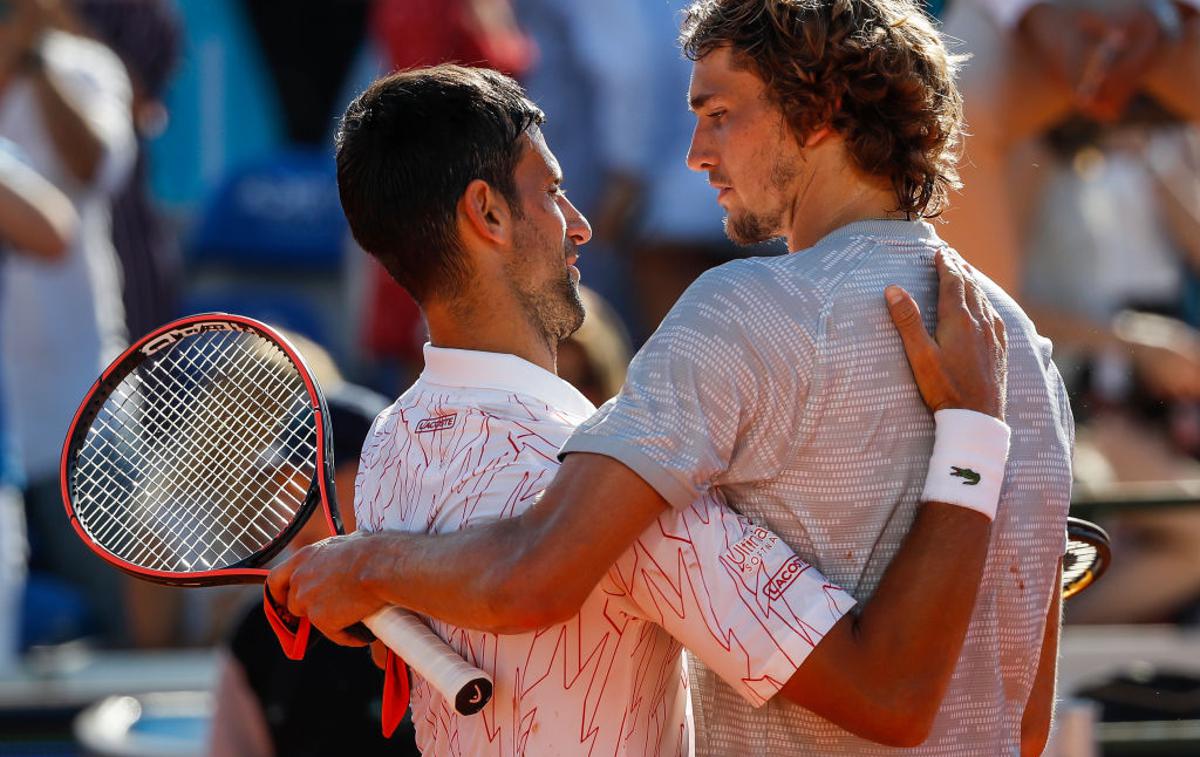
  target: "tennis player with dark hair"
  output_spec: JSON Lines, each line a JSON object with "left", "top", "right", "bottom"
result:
{"left": 268, "top": 50, "right": 1040, "bottom": 753}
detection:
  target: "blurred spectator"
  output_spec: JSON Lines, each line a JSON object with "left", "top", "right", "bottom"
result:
{"left": 207, "top": 336, "right": 409, "bottom": 756}
{"left": 373, "top": 0, "right": 534, "bottom": 76}
{"left": 0, "top": 138, "right": 76, "bottom": 674}
{"left": 361, "top": 0, "right": 535, "bottom": 389}
{"left": 1024, "top": 127, "right": 1200, "bottom": 623}
{"left": 514, "top": 0, "right": 648, "bottom": 331}
{"left": 74, "top": 0, "right": 184, "bottom": 338}
{"left": 558, "top": 286, "right": 633, "bottom": 406}
{"left": 0, "top": 0, "right": 134, "bottom": 643}
{"left": 240, "top": 0, "right": 370, "bottom": 147}
{"left": 628, "top": 0, "right": 771, "bottom": 340}
{"left": 941, "top": 0, "right": 1200, "bottom": 292}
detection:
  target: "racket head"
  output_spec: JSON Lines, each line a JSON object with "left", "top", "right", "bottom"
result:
{"left": 60, "top": 313, "right": 343, "bottom": 587}
{"left": 1062, "top": 516, "right": 1111, "bottom": 600}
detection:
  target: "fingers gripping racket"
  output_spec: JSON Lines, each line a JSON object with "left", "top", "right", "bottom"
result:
{"left": 60, "top": 314, "right": 493, "bottom": 724}
{"left": 1062, "top": 516, "right": 1112, "bottom": 600}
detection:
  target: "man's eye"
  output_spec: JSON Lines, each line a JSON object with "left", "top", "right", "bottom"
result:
{"left": 550, "top": 186, "right": 568, "bottom": 197}
{"left": 708, "top": 110, "right": 726, "bottom": 120}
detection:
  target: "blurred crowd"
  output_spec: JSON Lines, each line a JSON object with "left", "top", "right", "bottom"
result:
{"left": 0, "top": 0, "right": 1198, "bottom": 747}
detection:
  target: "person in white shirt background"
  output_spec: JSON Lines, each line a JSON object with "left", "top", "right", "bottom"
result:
{"left": 0, "top": 0, "right": 135, "bottom": 644}
{"left": 0, "top": 137, "right": 75, "bottom": 675}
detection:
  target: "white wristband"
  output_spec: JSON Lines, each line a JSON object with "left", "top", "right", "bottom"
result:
{"left": 921, "top": 409, "right": 1011, "bottom": 520}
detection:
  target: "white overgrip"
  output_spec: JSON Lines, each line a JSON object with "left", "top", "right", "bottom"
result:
{"left": 363, "top": 606, "right": 494, "bottom": 715}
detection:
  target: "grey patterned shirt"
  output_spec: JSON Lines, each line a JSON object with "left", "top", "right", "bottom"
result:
{"left": 562, "top": 220, "right": 1074, "bottom": 755}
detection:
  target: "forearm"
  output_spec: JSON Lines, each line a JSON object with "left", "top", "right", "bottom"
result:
{"left": 783, "top": 502, "right": 991, "bottom": 746}
{"left": 31, "top": 65, "right": 107, "bottom": 185}
{"left": 0, "top": 171, "right": 76, "bottom": 259}
{"left": 849, "top": 502, "right": 991, "bottom": 707}
{"left": 358, "top": 453, "right": 669, "bottom": 633}
{"left": 355, "top": 516, "right": 551, "bottom": 634}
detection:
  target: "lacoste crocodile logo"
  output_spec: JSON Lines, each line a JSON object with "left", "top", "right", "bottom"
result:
{"left": 950, "top": 466, "right": 981, "bottom": 486}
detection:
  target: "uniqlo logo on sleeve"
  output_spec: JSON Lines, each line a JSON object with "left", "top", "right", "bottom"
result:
{"left": 415, "top": 413, "right": 457, "bottom": 433}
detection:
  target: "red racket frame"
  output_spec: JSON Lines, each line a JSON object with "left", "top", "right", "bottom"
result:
{"left": 59, "top": 312, "right": 344, "bottom": 585}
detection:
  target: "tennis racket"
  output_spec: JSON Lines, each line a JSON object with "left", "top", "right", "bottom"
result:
{"left": 1062, "top": 516, "right": 1111, "bottom": 600}
{"left": 60, "top": 313, "right": 493, "bottom": 718}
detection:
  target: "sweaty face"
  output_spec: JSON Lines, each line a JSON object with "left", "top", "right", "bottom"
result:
{"left": 504, "top": 129, "right": 590, "bottom": 344}
{"left": 687, "top": 46, "right": 804, "bottom": 246}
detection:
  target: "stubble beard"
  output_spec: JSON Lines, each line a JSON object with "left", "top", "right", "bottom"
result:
{"left": 508, "top": 224, "right": 586, "bottom": 346}
{"left": 725, "top": 210, "right": 779, "bottom": 246}
{"left": 723, "top": 153, "right": 799, "bottom": 247}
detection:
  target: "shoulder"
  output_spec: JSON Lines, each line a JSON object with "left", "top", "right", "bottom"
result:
{"left": 41, "top": 31, "right": 131, "bottom": 95}
{"left": 973, "top": 267, "right": 1051, "bottom": 356}
{"left": 364, "top": 384, "right": 575, "bottom": 463}
{"left": 663, "top": 256, "right": 825, "bottom": 341}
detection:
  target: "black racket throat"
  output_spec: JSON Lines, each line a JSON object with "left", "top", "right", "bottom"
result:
{"left": 60, "top": 313, "right": 345, "bottom": 586}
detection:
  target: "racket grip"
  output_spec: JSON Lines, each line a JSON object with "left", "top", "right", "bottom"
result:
{"left": 363, "top": 606, "right": 493, "bottom": 716}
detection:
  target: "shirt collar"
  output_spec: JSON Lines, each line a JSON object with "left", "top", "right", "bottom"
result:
{"left": 810, "top": 219, "right": 939, "bottom": 248}
{"left": 420, "top": 344, "right": 597, "bottom": 418}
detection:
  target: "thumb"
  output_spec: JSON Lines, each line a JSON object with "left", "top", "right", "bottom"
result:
{"left": 886, "top": 285, "right": 937, "bottom": 363}
{"left": 266, "top": 553, "right": 298, "bottom": 608}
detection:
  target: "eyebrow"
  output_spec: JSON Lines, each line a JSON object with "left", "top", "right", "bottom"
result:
{"left": 688, "top": 92, "right": 715, "bottom": 112}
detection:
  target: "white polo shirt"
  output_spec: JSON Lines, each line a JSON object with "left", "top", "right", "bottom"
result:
{"left": 354, "top": 345, "right": 855, "bottom": 756}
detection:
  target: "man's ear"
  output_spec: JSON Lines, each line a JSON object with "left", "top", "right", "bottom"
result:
{"left": 804, "top": 125, "right": 833, "bottom": 148}
{"left": 459, "top": 179, "right": 513, "bottom": 247}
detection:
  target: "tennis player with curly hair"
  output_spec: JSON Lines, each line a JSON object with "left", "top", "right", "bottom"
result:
{"left": 272, "top": 2, "right": 1073, "bottom": 754}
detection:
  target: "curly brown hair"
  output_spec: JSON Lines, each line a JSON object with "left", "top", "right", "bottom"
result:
{"left": 681, "top": 0, "right": 964, "bottom": 218}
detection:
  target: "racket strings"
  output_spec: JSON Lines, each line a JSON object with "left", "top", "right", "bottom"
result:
{"left": 1063, "top": 541, "right": 1098, "bottom": 583}
{"left": 79, "top": 336, "right": 298, "bottom": 564}
{"left": 84, "top": 365, "right": 284, "bottom": 554}
{"left": 84, "top": 340, "right": 311, "bottom": 569}
{"left": 133, "top": 333, "right": 314, "bottom": 566}
{"left": 71, "top": 330, "right": 319, "bottom": 573}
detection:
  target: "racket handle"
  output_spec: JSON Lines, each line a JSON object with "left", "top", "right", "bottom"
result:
{"left": 363, "top": 606, "right": 493, "bottom": 716}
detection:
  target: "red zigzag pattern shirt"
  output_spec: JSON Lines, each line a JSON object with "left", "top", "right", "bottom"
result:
{"left": 354, "top": 346, "right": 854, "bottom": 756}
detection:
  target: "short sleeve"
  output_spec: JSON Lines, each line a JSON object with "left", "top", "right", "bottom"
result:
{"left": 561, "top": 262, "right": 813, "bottom": 508}
{"left": 42, "top": 32, "right": 136, "bottom": 195}
{"left": 610, "top": 490, "right": 855, "bottom": 707}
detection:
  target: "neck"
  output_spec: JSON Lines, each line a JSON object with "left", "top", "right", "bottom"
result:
{"left": 424, "top": 293, "right": 558, "bottom": 375}
{"left": 784, "top": 162, "right": 908, "bottom": 252}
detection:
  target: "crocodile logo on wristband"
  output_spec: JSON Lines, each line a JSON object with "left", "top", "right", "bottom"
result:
{"left": 950, "top": 466, "right": 981, "bottom": 485}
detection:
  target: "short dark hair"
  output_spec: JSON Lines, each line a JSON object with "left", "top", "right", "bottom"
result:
{"left": 335, "top": 65, "right": 544, "bottom": 302}
{"left": 681, "top": 0, "right": 963, "bottom": 218}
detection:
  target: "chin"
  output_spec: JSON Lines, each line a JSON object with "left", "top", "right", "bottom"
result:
{"left": 724, "top": 214, "right": 775, "bottom": 247}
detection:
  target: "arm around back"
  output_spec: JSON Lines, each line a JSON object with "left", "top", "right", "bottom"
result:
{"left": 778, "top": 502, "right": 992, "bottom": 747}
{"left": 355, "top": 452, "right": 671, "bottom": 634}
